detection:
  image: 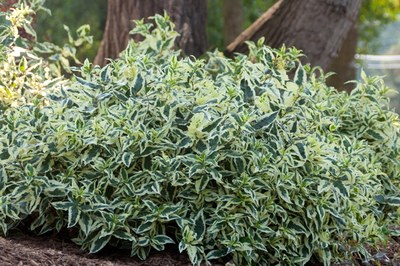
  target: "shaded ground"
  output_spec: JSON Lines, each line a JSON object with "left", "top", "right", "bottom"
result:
{"left": 0, "top": 232, "right": 192, "bottom": 266}
{"left": 0, "top": 231, "right": 398, "bottom": 265}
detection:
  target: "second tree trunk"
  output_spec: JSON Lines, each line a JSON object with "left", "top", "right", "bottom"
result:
{"left": 226, "top": 0, "right": 362, "bottom": 70}
{"left": 94, "top": 0, "right": 207, "bottom": 66}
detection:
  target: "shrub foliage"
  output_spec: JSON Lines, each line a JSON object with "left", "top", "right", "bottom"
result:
{"left": 0, "top": 0, "right": 91, "bottom": 110}
{"left": 1, "top": 5, "right": 400, "bottom": 266}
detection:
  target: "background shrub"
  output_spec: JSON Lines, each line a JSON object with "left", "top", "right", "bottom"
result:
{"left": 0, "top": 9, "right": 399, "bottom": 266}
{"left": 0, "top": 0, "right": 92, "bottom": 112}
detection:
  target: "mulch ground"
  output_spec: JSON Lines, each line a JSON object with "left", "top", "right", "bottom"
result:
{"left": 0, "top": 231, "right": 192, "bottom": 266}
{"left": 0, "top": 230, "right": 398, "bottom": 266}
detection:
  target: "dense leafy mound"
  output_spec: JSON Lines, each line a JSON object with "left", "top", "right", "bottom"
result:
{"left": 1, "top": 6, "right": 399, "bottom": 266}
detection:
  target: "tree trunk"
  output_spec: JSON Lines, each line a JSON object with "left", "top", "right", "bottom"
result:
{"left": 327, "top": 23, "right": 358, "bottom": 91}
{"left": 222, "top": 0, "right": 244, "bottom": 46}
{"left": 94, "top": 0, "right": 207, "bottom": 66}
{"left": 226, "top": 0, "right": 362, "bottom": 70}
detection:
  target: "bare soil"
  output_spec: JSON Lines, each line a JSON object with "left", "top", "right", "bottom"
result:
{"left": 0, "top": 230, "right": 398, "bottom": 266}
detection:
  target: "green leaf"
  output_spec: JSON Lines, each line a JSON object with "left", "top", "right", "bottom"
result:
{"left": 0, "top": 149, "right": 10, "bottom": 160}
{"left": 253, "top": 111, "right": 278, "bottom": 130}
{"left": 326, "top": 207, "right": 346, "bottom": 226}
{"left": 317, "top": 249, "right": 332, "bottom": 266}
{"left": 122, "top": 152, "right": 134, "bottom": 167}
{"left": 97, "top": 92, "right": 112, "bottom": 102}
{"left": 100, "top": 66, "right": 110, "bottom": 82}
{"left": 234, "top": 158, "right": 245, "bottom": 173}
{"left": 257, "top": 224, "right": 275, "bottom": 235}
{"left": 137, "top": 236, "right": 150, "bottom": 247}
{"left": 374, "top": 195, "right": 385, "bottom": 203}
{"left": 206, "top": 247, "right": 231, "bottom": 260}
{"left": 131, "top": 73, "right": 144, "bottom": 96}
{"left": 193, "top": 210, "right": 205, "bottom": 241}
{"left": 295, "top": 143, "right": 306, "bottom": 159}
{"left": 203, "top": 118, "right": 222, "bottom": 132}
{"left": 23, "top": 22, "right": 37, "bottom": 40}
{"left": 287, "top": 221, "right": 306, "bottom": 234}
{"left": 136, "top": 222, "right": 153, "bottom": 234}
{"left": 76, "top": 76, "right": 102, "bottom": 90}
{"left": 316, "top": 205, "right": 325, "bottom": 230}
{"left": 68, "top": 206, "right": 80, "bottom": 228}
{"left": 333, "top": 181, "right": 349, "bottom": 197}
{"left": 290, "top": 121, "right": 298, "bottom": 133}
{"left": 317, "top": 181, "right": 331, "bottom": 194}
{"left": 91, "top": 203, "right": 110, "bottom": 211}
{"left": 178, "top": 137, "right": 192, "bottom": 148}
{"left": 82, "top": 146, "right": 100, "bottom": 163}
{"left": 113, "top": 230, "right": 135, "bottom": 241}
{"left": 152, "top": 235, "right": 175, "bottom": 245}
{"left": 277, "top": 185, "right": 292, "bottom": 204}
{"left": 0, "top": 167, "right": 8, "bottom": 191}
{"left": 113, "top": 91, "right": 129, "bottom": 101}
{"left": 365, "top": 129, "right": 384, "bottom": 140}
{"left": 390, "top": 228, "right": 400, "bottom": 237}
{"left": 52, "top": 201, "right": 74, "bottom": 210}
{"left": 195, "top": 175, "right": 209, "bottom": 193}
{"left": 25, "top": 164, "right": 35, "bottom": 176}
{"left": 186, "top": 244, "right": 199, "bottom": 265}
{"left": 19, "top": 57, "right": 27, "bottom": 72}
{"left": 136, "top": 246, "right": 151, "bottom": 260}
{"left": 294, "top": 64, "right": 306, "bottom": 86}
{"left": 240, "top": 79, "right": 255, "bottom": 104}
{"left": 385, "top": 196, "right": 400, "bottom": 206}
{"left": 90, "top": 234, "right": 111, "bottom": 253}
{"left": 143, "top": 200, "right": 157, "bottom": 211}
{"left": 178, "top": 241, "right": 187, "bottom": 253}
{"left": 44, "top": 181, "right": 68, "bottom": 197}
{"left": 78, "top": 213, "right": 91, "bottom": 236}
{"left": 160, "top": 205, "right": 181, "bottom": 219}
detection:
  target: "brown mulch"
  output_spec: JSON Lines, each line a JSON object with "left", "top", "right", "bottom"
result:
{"left": 0, "top": 231, "right": 399, "bottom": 266}
{"left": 363, "top": 234, "right": 400, "bottom": 266}
{"left": 0, "top": 232, "right": 192, "bottom": 266}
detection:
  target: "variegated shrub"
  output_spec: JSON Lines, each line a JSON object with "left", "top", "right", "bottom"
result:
{"left": 1, "top": 11, "right": 399, "bottom": 266}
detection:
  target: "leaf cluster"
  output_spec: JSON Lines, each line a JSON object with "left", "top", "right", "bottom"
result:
{"left": 0, "top": 0, "right": 93, "bottom": 110}
{"left": 0, "top": 14, "right": 399, "bottom": 266}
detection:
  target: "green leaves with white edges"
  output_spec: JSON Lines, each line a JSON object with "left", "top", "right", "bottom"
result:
{"left": 0, "top": 13, "right": 400, "bottom": 266}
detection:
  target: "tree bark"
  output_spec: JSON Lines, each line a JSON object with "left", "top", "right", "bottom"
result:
{"left": 226, "top": 0, "right": 362, "bottom": 70}
{"left": 327, "top": 23, "right": 358, "bottom": 91}
{"left": 222, "top": 0, "right": 244, "bottom": 46}
{"left": 94, "top": 0, "right": 207, "bottom": 66}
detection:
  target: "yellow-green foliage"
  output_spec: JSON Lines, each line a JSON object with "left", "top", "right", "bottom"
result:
{"left": 0, "top": 1, "right": 92, "bottom": 110}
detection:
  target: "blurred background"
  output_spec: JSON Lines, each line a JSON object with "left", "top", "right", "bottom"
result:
{"left": 356, "top": 18, "right": 400, "bottom": 111}
{"left": 34, "top": 0, "right": 400, "bottom": 111}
